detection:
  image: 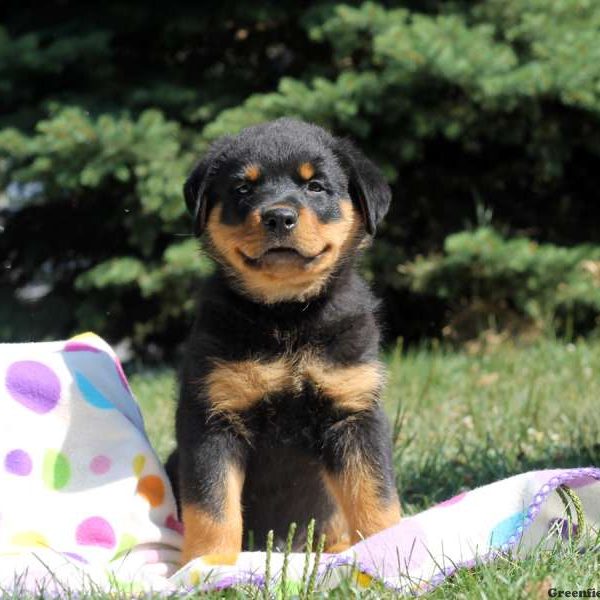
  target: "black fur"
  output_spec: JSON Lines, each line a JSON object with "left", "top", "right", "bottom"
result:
{"left": 169, "top": 118, "right": 397, "bottom": 551}
{"left": 184, "top": 118, "right": 391, "bottom": 236}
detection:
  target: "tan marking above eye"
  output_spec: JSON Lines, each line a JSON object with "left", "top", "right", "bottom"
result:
{"left": 298, "top": 162, "right": 315, "bottom": 181}
{"left": 243, "top": 164, "right": 261, "bottom": 182}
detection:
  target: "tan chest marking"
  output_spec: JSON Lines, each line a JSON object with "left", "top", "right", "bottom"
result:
{"left": 206, "top": 358, "right": 293, "bottom": 414}
{"left": 303, "top": 360, "right": 383, "bottom": 413}
{"left": 206, "top": 354, "right": 382, "bottom": 414}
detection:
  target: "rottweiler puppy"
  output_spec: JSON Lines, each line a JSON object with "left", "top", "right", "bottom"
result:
{"left": 167, "top": 118, "right": 401, "bottom": 565}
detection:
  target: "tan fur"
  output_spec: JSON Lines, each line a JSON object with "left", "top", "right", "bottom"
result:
{"left": 207, "top": 205, "right": 267, "bottom": 265}
{"left": 323, "top": 459, "right": 401, "bottom": 544}
{"left": 304, "top": 361, "right": 383, "bottom": 412}
{"left": 181, "top": 466, "right": 244, "bottom": 564}
{"left": 206, "top": 200, "right": 362, "bottom": 303}
{"left": 188, "top": 355, "right": 390, "bottom": 559}
{"left": 206, "top": 357, "right": 292, "bottom": 414}
{"left": 205, "top": 354, "right": 380, "bottom": 416}
{"left": 243, "top": 164, "right": 261, "bottom": 182}
{"left": 298, "top": 162, "right": 315, "bottom": 181}
{"left": 323, "top": 508, "right": 351, "bottom": 552}
{"left": 201, "top": 553, "right": 239, "bottom": 565}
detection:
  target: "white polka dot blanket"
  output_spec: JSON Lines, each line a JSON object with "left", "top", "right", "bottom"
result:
{"left": 1, "top": 333, "right": 599, "bottom": 596}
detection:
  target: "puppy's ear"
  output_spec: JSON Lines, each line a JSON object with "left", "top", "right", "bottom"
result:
{"left": 184, "top": 136, "right": 233, "bottom": 235}
{"left": 333, "top": 138, "right": 391, "bottom": 235}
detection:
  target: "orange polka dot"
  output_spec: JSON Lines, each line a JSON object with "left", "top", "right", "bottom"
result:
{"left": 136, "top": 475, "right": 165, "bottom": 507}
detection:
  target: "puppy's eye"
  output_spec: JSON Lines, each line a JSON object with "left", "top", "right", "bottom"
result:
{"left": 307, "top": 181, "right": 325, "bottom": 193}
{"left": 235, "top": 184, "right": 252, "bottom": 196}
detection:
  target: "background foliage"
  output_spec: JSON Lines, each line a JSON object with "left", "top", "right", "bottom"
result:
{"left": 2, "top": 0, "right": 600, "bottom": 360}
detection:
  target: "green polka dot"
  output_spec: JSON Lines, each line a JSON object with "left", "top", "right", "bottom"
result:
{"left": 111, "top": 533, "right": 137, "bottom": 561}
{"left": 42, "top": 450, "right": 71, "bottom": 490}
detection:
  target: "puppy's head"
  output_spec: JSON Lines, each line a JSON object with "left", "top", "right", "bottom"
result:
{"left": 184, "top": 118, "right": 391, "bottom": 303}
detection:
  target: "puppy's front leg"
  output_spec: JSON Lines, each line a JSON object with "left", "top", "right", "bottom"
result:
{"left": 178, "top": 422, "right": 246, "bottom": 565}
{"left": 322, "top": 407, "right": 401, "bottom": 544}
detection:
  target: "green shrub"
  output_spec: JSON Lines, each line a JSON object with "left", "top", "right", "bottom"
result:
{"left": 2, "top": 1, "right": 600, "bottom": 356}
{"left": 401, "top": 228, "right": 600, "bottom": 341}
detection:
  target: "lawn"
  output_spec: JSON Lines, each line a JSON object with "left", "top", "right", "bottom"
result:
{"left": 128, "top": 337, "right": 600, "bottom": 598}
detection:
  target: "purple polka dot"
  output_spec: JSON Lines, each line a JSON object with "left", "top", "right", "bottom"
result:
{"left": 62, "top": 551, "right": 88, "bottom": 564}
{"left": 76, "top": 517, "right": 116, "bottom": 549}
{"left": 562, "top": 475, "right": 596, "bottom": 489}
{"left": 90, "top": 455, "right": 111, "bottom": 475}
{"left": 5, "top": 361, "right": 60, "bottom": 414}
{"left": 64, "top": 342, "right": 101, "bottom": 353}
{"left": 5, "top": 449, "right": 32, "bottom": 476}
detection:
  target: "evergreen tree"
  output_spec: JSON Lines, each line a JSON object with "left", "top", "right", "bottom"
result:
{"left": 2, "top": 1, "right": 600, "bottom": 356}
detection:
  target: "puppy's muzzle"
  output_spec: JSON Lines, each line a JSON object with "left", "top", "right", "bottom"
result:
{"left": 261, "top": 206, "right": 298, "bottom": 237}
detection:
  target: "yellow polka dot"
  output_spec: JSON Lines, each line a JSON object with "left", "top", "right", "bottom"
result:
{"left": 189, "top": 570, "right": 200, "bottom": 586}
{"left": 69, "top": 332, "right": 100, "bottom": 342}
{"left": 136, "top": 474, "right": 165, "bottom": 507}
{"left": 132, "top": 453, "right": 146, "bottom": 477}
{"left": 354, "top": 570, "right": 372, "bottom": 588}
{"left": 11, "top": 531, "right": 49, "bottom": 548}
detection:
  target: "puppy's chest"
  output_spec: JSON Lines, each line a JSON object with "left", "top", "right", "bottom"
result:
{"left": 205, "top": 344, "right": 383, "bottom": 419}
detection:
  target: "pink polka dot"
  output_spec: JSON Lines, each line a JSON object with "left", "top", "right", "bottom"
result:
{"left": 5, "top": 449, "right": 32, "bottom": 476}
{"left": 62, "top": 551, "right": 88, "bottom": 564}
{"left": 138, "top": 548, "right": 162, "bottom": 563}
{"left": 113, "top": 359, "right": 130, "bottom": 392}
{"left": 165, "top": 514, "right": 184, "bottom": 535}
{"left": 435, "top": 491, "right": 468, "bottom": 508}
{"left": 64, "top": 342, "right": 101, "bottom": 353}
{"left": 90, "top": 455, "right": 111, "bottom": 475}
{"left": 355, "top": 517, "right": 429, "bottom": 574}
{"left": 5, "top": 361, "right": 60, "bottom": 414}
{"left": 76, "top": 517, "right": 116, "bottom": 549}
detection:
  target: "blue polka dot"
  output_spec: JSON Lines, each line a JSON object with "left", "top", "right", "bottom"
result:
{"left": 74, "top": 371, "right": 113, "bottom": 410}
{"left": 489, "top": 510, "right": 527, "bottom": 548}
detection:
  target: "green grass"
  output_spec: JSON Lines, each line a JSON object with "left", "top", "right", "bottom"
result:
{"left": 126, "top": 337, "right": 600, "bottom": 598}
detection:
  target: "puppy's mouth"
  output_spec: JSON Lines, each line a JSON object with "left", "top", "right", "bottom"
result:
{"left": 238, "top": 245, "right": 330, "bottom": 269}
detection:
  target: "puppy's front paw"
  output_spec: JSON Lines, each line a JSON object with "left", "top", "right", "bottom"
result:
{"left": 324, "top": 541, "right": 352, "bottom": 554}
{"left": 181, "top": 539, "right": 241, "bottom": 567}
{"left": 181, "top": 503, "right": 242, "bottom": 566}
{"left": 199, "top": 553, "right": 239, "bottom": 565}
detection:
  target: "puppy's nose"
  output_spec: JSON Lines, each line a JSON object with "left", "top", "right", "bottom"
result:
{"left": 261, "top": 206, "right": 298, "bottom": 235}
